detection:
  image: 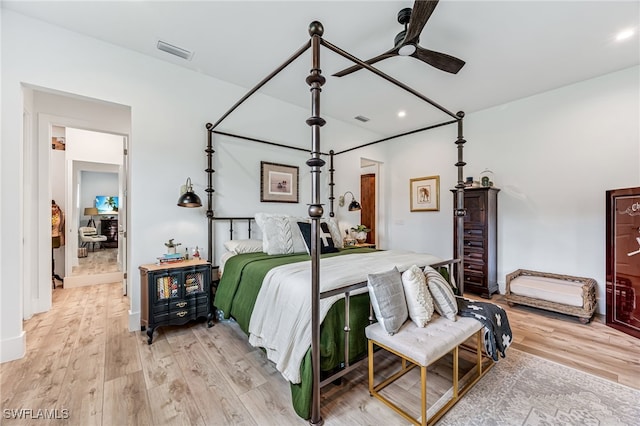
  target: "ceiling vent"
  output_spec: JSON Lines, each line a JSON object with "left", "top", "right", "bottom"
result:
{"left": 157, "top": 40, "right": 194, "bottom": 61}
{"left": 354, "top": 115, "right": 370, "bottom": 122}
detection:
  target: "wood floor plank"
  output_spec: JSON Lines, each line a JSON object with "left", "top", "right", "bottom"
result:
{"left": 102, "top": 370, "right": 153, "bottom": 426}
{"left": 2, "top": 282, "right": 639, "bottom": 426}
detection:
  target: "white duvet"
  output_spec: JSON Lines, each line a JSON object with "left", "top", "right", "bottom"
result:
{"left": 248, "top": 250, "right": 442, "bottom": 383}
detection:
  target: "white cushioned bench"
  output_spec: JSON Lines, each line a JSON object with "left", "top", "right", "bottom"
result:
{"left": 365, "top": 316, "right": 494, "bottom": 426}
{"left": 505, "top": 269, "right": 597, "bottom": 323}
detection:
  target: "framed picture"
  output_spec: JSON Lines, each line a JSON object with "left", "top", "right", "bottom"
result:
{"left": 260, "top": 161, "right": 299, "bottom": 203}
{"left": 410, "top": 175, "right": 440, "bottom": 212}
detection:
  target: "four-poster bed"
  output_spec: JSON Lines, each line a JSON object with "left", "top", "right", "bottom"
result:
{"left": 204, "top": 21, "right": 468, "bottom": 425}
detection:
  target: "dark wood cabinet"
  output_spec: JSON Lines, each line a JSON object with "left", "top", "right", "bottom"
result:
{"left": 140, "top": 259, "right": 213, "bottom": 344}
{"left": 453, "top": 187, "right": 499, "bottom": 298}
{"left": 100, "top": 218, "right": 118, "bottom": 248}
{"left": 606, "top": 187, "right": 640, "bottom": 339}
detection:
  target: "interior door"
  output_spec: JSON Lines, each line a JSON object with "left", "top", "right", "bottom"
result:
{"left": 606, "top": 187, "right": 640, "bottom": 339}
{"left": 360, "top": 173, "right": 376, "bottom": 244}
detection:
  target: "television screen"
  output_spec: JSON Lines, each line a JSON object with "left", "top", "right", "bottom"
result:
{"left": 95, "top": 196, "right": 119, "bottom": 214}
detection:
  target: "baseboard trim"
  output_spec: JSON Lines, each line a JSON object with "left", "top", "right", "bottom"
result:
{"left": 63, "top": 272, "right": 124, "bottom": 288}
{"left": 0, "top": 331, "right": 26, "bottom": 363}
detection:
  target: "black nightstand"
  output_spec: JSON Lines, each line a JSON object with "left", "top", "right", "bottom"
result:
{"left": 140, "top": 259, "right": 213, "bottom": 344}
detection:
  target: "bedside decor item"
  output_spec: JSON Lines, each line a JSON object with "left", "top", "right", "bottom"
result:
{"left": 164, "top": 238, "right": 181, "bottom": 254}
{"left": 338, "top": 191, "right": 362, "bottom": 211}
{"left": 480, "top": 168, "right": 494, "bottom": 187}
{"left": 410, "top": 175, "right": 440, "bottom": 212}
{"left": 351, "top": 224, "right": 371, "bottom": 243}
{"left": 260, "top": 161, "right": 299, "bottom": 203}
{"left": 177, "top": 177, "right": 202, "bottom": 207}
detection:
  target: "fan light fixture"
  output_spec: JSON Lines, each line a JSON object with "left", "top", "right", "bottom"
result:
{"left": 398, "top": 44, "right": 416, "bottom": 56}
{"left": 177, "top": 177, "right": 202, "bottom": 208}
{"left": 338, "top": 191, "right": 362, "bottom": 211}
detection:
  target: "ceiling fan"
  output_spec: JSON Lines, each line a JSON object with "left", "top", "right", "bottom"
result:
{"left": 333, "top": 0, "right": 465, "bottom": 77}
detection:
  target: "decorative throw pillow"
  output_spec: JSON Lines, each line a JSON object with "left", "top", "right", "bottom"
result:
{"left": 368, "top": 267, "right": 408, "bottom": 335}
{"left": 255, "top": 213, "right": 308, "bottom": 255}
{"left": 401, "top": 265, "right": 435, "bottom": 327}
{"left": 297, "top": 222, "right": 339, "bottom": 254}
{"left": 324, "top": 218, "right": 344, "bottom": 249}
{"left": 260, "top": 215, "right": 295, "bottom": 255}
{"left": 223, "top": 239, "right": 264, "bottom": 254}
{"left": 424, "top": 266, "right": 458, "bottom": 321}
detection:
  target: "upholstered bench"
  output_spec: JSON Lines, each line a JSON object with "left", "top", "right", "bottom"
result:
{"left": 505, "top": 269, "right": 597, "bottom": 323}
{"left": 365, "top": 316, "right": 494, "bottom": 426}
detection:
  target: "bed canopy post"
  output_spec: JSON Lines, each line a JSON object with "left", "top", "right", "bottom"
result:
{"left": 454, "top": 111, "right": 467, "bottom": 294}
{"left": 205, "top": 122, "right": 215, "bottom": 267}
{"left": 307, "top": 20, "right": 326, "bottom": 426}
{"left": 328, "top": 150, "right": 335, "bottom": 217}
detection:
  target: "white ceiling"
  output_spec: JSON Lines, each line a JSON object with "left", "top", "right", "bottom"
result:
{"left": 4, "top": 0, "right": 639, "bottom": 138}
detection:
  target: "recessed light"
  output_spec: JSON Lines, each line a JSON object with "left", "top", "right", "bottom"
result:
{"left": 354, "top": 115, "right": 370, "bottom": 122}
{"left": 397, "top": 110, "right": 406, "bottom": 118}
{"left": 616, "top": 28, "right": 635, "bottom": 42}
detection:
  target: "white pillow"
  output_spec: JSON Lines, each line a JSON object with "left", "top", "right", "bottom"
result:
{"left": 223, "top": 239, "right": 263, "bottom": 254}
{"left": 367, "top": 267, "right": 408, "bottom": 335}
{"left": 424, "top": 266, "right": 458, "bottom": 321}
{"left": 254, "top": 212, "right": 307, "bottom": 255}
{"left": 401, "top": 265, "right": 435, "bottom": 327}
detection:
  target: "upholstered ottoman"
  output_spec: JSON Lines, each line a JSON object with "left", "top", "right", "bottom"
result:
{"left": 505, "top": 269, "right": 597, "bottom": 323}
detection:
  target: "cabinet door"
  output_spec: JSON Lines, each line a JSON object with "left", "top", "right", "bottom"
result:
{"left": 606, "top": 188, "right": 640, "bottom": 338}
{"left": 464, "top": 191, "right": 486, "bottom": 225}
{"left": 153, "top": 271, "right": 182, "bottom": 302}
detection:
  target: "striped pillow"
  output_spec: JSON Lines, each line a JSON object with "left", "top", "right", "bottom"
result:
{"left": 424, "top": 266, "right": 458, "bottom": 321}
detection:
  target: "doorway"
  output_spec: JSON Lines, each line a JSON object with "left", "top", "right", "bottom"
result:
{"left": 24, "top": 86, "right": 131, "bottom": 319}
{"left": 359, "top": 158, "right": 383, "bottom": 248}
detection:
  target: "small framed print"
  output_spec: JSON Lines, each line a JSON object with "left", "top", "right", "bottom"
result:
{"left": 410, "top": 175, "right": 440, "bottom": 212}
{"left": 260, "top": 161, "right": 299, "bottom": 203}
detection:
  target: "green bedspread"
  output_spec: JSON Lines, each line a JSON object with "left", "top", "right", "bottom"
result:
{"left": 213, "top": 248, "right": 376, "bottom": 419}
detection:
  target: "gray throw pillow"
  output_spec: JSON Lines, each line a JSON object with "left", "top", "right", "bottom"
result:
{"left": 367, "top": 267, "right": 408, "bottom": 335}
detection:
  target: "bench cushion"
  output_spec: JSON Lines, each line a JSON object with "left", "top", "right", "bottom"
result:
{"left": 366, "top": 316, "right": 482, "bottom": 367}
{"left": 510, "top": 275, "right": 584, "bottom": 307}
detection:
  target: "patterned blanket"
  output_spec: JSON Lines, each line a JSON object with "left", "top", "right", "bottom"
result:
{"left": 456, "top": 296, "right": 512, "bottom": 361}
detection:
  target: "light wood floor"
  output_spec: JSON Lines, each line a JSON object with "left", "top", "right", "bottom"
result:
{"left": 1, "top": 282, "right": 638, "bottom": 425}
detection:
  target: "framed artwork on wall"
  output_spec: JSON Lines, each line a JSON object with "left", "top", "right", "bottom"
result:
{"left": 260, "top": 161, "right": 299, "bottom": 203}
{"left": 410, "top": 175, "right": 440, "bottom": 212}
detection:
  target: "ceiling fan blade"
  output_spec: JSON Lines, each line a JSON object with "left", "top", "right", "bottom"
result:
{"left": 332, "top": 49, "right": 398, "bottom": 77}
{"left": 412, "top": 46, "right": 465, "bottom": 74}
{"left": 403, "top": 0, "right": 439, "bottom": 45}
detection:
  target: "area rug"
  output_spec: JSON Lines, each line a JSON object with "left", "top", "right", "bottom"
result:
{"left": 436, "top": 348, "right": 640, "bottom": 426}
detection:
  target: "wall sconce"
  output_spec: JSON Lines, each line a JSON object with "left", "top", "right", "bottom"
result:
{"left": 177, "top": 177, "right": 202, "bottom": 207}
{"left": 338, "top": 191, "right": 361, "bottom": 211}
{"left": 83, "top": 207, "right": 98, "bottom": 227}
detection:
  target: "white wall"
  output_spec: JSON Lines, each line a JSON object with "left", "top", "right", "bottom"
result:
{"left": 0, "top": 10, "right": 378, "bottom": 361}
{"left": 367, "top": 66, "right": 638, "bottom": 313}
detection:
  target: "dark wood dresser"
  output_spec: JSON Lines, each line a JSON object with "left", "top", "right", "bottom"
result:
{"left": 453, "top": 187, "right": 499, "bottom": 298}
{"left": 100, "top": 218, "right": 118, "bottom": 248}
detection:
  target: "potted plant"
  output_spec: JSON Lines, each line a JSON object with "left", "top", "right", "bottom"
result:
{"left": 350, "top": 225, "right": 370, "bottom": 243}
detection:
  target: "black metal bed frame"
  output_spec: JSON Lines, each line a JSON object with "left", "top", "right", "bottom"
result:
{"left": 204, "top": 21, "right": 467, "bottom": 426}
